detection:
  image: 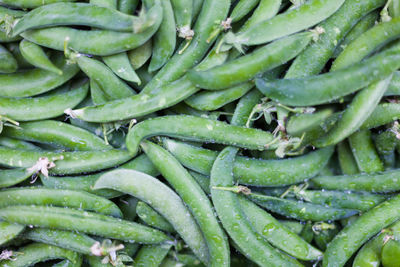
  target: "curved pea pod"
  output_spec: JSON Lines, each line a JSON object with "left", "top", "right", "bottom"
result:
{"left": 247, "top": 193, "right": 358, "bottom": 221}
{"left": 163, "top": 138, "right": 334, "bottom": 186}
{"left": 375, "top": 130, "right": 397, "bottom": 168}
{"left": 382, "top": 239, "right": 400, "bottom": 267}
{"left": 0, "top": 205, "right": 169, "bottom": 244}
{"left": 229, "top": 0, "right": 260, "bottom": 23}
{"left": 0, "top": 221, "right": 25, "bottom": 246}
{"left": 323, "top": 194, "right": 400, "bottom": 266}
{"left": 0, "top": 0, "right": 79, "bottom": 9}
{"left": 0, "top": 243, "right": 80, "bottom": 267}
{"left": 0, "top": 53, "right": 79, "bottom": 98}
{"left": 2, "top": 120, "right": 111, "bottom": 151}
{"left": 0, "top": 137, "right": 40, "bottom": 151}
{"left": 337, "top": 141, "right": 359, "bottom": 175}
{"left": 239, "top": 0, "right": 281, "bottom": 32}
{"left": 118, "top": 0, "right": 139, "bottom": 14}
{"left": 238, "top": 196, "right": 322, "bottom": 260}
{"left": 188, "top": 32, "right": 314, "bottom": 90}
{"left": 185, "top": 83, "right": 253, "bottom": 111}
{"left": 93, "top": 169, "right": 210, "bottom": 264}
{"left": 229, "top": 0, "right": 345, "bottom": 47}
{"left": 0, "top": 5, "right": 26, "bottom": 18}
{"left": 6, "top": 42, "right": 33, "bottom": 69}
{"left": 256, "top": 43, "right": 400, "bottom": 106}
{"left": 0, "top": 187, "right": 122, "bottom": 217}
{"left": 0, "top": 31, "right": 21, "bottom": 43}
{"left": 134, "top": 244, "right": 172, "bottom": 267}
{"left": 0, "top": 168, "right": 35, "bottom": 188}
{"left": 313, "top": 223, "right": 339, "bottom": 251}
{"left": 136, "top": 201, "right": 175, "bottom": 233}
{"left": 0, "top": 146, "right": 132, "bottom": 175}
{"left": 128, "top": 40, "right": 152, "bottom": 70}
{"left": 0, "top": 44, "right": 17, "bottom": 74}
{"left": 21, "top": 5, "right": 162, "bottom": 56}
{"left": 19, "top": 40, "right": 62, "bottom": 75}
{"left": 171, "top": 0, "right": 193, "bottom": 38}
{"left": 353, "top": 232, "right": 387, "bottom": 267}
{"left": 361, "top": 103, "right": 400, "bottom": 130}
{"left": 103, "top": 52, "right": 140, "bottom": 84}
{"left": 0, "top": 79, "right": 88, "bottom": 121}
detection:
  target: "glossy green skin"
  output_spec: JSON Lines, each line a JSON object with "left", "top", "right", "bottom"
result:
{"left": 0, "top": 221, "right": 25, "bottom": 246}
{"left": 0, "top": 243, "right": 80, "bottom": 267}
{"left": 141, "top": 141, "right": 229, "bottom": 266}
{"left": 127, "top": 115, "right": 276, "bottom": 156}
{"left": 136, "top": 201, "right": 175, "bottom": 232}
{"left": 381, "top": 239, "right": 400, "bottom": 267}
{"left": 0, "top": 168, "right": 34, "bottom": 188}
{"left": 257, "top": 43, "right": 400, "bottom": 106}
{"left": 0, "top": 137, "right": 40, "bottom": 151}
{"left": 134, "top": 244, "right": 172, "bottom": 267}
{"left": 148, "top": 0, "right": 176, "bottom": 72}
{"left": 230, "top": 0, "right": 260, "bottom": 22}
{"left": 90, "top": 0, "right": 116, "bottom": 8}
{"left": 337, "top": 141, "right": 359, "bottom": 175}
{"left": 323, "top": 194, "right": 400, "bottom": 266}
{"left": 361, "top": 103, "right": 400, "bottom": 130}
{"left": 296, "top": 190, "right": 386, "bottom": 212}
{"left": 3, "top": 120, "right": 111, "bottom": 151}
{"left": 353, "top": 232, "right": 386, "bottom": 267}
{"left": 90, "top": 79, "right": 108, "bottom": 105}
{"left": 171, "top": 0, "right": 193, "bottom": 30}
{"left": 0, "top": 44, "right": 17, "bottom": 74}
{"left": 232, "top": 0, "right": 345, "bottom": 46}
{"left": 240, "top": 0, "right": 281, "bottom": 31}
{"left": 0, "top": 146, "right": 132, "bottom": 175}
{"left": 21, "top": 5, "right": 162, "bottom": 56}
{"left": 19, "top": 40, "right": 62, "bottom": 74}
{"left": 94, "top": 169, "right": 209, "bottom": 264}
{"left": 24, "top": 228, "right": 97, "bottom": 255}
{"left": 128, "top": 40, "right": 152, "bottom": 70}
{"left": 53, "top": 259, "right": 82, "bottom": 267}
{"left": 250, "top": 194, "right": 358, "bottom": 221}
{"left": 185, "top": 82, "right": 253, "bottom": 111}
{"left": 0, "top": 187, "right": 122, "bottom": 217}
{"left": 163, "top": 138, "right": 333, "bottom": 186}
{"left": 375, "top": 130, "right": 397, "bottom": 168}
{"left": 12, "top": 3, "right": 145, "bottom": 36}
{"left": 0, "top": 0, "right": 78, "bottom": 8}
{"left": 0, "top": 80, "right": 88, "bottom": 121}
{"left": 103, "top": 52, "right": 140, "bottom": 83}
{"left": 0, "top": 31, "right": 21, "bottom": 43}
{"left": 314, "top": 77, "right": 391, "bottom": 147}
{"left": 0, "top": 205, "right": 168, "bottom": 243}
{"left": 188, "top": 32, "right": 313, "bottom": 90}
{"left": 72, "top": 76, "right": 198, "bottom": 122}
{"left": 386, "top": 71, "right": 400, "bottom": 95}
{"left": 210, "top": 147, "right": 302, "bottom": 267}
{"left": 286, "top": 0, "right": 385, "bottom": 78}
{"left": 0, "top": 6, "right": 26, "bottom": 18}
{"left": 333, "top": 16, "right": 400, "bottom": 71}
{"left": 6, "top": 42, "right": 33, "bottom": 69}
{"left": 238, "top": 196, "right": 322, "bottom": 260}
{"left": 118, "top": 0, "right": 138, "bottom": 14}
{"left": 189, "top": 171, "right": 211, "bottom": 194}
{"left": 0, "top": 54, "right": 79, "bottom": 97}
{"left": 349, "top": 130, "right": 384, "bottom": 173}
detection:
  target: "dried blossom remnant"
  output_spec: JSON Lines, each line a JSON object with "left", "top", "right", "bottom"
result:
{"left": 28, "top": 156, "right": 64, "bottom": 177}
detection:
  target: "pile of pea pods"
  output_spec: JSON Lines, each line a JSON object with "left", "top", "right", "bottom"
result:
{"left": 2, "top": 0, "right": 400, "bottom": 266}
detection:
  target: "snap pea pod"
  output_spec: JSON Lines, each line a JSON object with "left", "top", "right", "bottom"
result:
{"left": 0, "top": 53, "right": 79, "bottom": 97}
{"left": 52, "top": 258, "right": 82, "bottom": 267}
{"left": 0, "top": 137, "right": 40, "bottom": 151}
{"left": 168, "top": 252, "right": 204, "bottom": 266}
{"left": 0, "top": 79, "right": 88, "bottom": 121}
{"left": 24, "top": 228, "right": 97, "bottom": 255}
{"left": 0, "top": 31, "right": 21, "bottom": 43}
{"left": 361, "top": 103, "right": 400, "bottom": 130}
{"left": 163, "top": 138, "right": 333, "bottom": 186}
{"left": 314, "top": 223, "right": 340, "bottom": 251}
{"left": 0, "top": 205, "right": 169, "bottom": 243}
{"left": 118, "top": 195, "right": 138, "bottom": 221}
{"left": 349, "top": 130, "right": 384, "bottom": 173}
{"left": 228, "top": 0, "right": 345, "bottom": 46}
{"left": 128, "top": 40, "right": 152, "bottom": 70}
{"left": 0, "top": 44, "right": 17, "bottom": 74}
{"left": 118, "top": 0, "right": 139, "bottom": 14}
{"left": 375, "top": 130, "right": 397, "bottom": 168}
{"left": 229, "top": 0, "right": 260, "bottom": 22}
{"left": 185, "top": 82, "right": 253, "bottom": 111}
{"left": 134, "top": 244, "right": 173, "bottom": 267}
{"left": 93, "top": 169, "right": 210, "bottom": 264}
{"left": 126, "top": 115, "right": 276, "bottom": 156}
{"left": 279, "top": 220, "right": 305, "bottom": 235}
{"left": 189, "top": 171, "right": 211, "bottom": 194}
{"left": 285, "top": 0, "right": 385, "bottom": 78}
{"left": 323, "top": 194, "right": 400, "bottom": 266}
{"left": 141, "top": 140, "right": 229, "bottom": 266}
{"left": 390, "top": 0, "right": 400, "bottom": 17}
{"left": 21, "top": 5, "right": 162, "bottom": 56}
{"left": 188, "top": 32, "right": 313, "bottom": 90}
{"left": 136, "top": 201, "right": 175, "bottom": 233}
{"left": 0, "top": 168, "right": 35, "bottom": 188}
{"left": 0, "top": 187, "right": 122, "bottom": 217}
{"left": 2, "top": 120, "right": 111, "bottom": 151}
{"left": 240, "top": 0, "right": 281, "bottom": 32}
{"left": 0, "top": 221, "right": 25, "bottom": 246}
{"left": 102, "top": 53, "right": 141, "bottom": 84}
{"left": 256, "top": 43, "right": 400, "bottom": 106}
{"left": 353, "top": 231, "right": 388, "bottom": 267}
{"left": 6, "top": 42, "right": 32, "bottom": 69}
{"left": 0, "top": 0, "right": 78, "bottom": 9}
{"left": 238, "top": 196, "right": 322, "bottom": 260}
{"left": 337, "top": 141, "right": 359, "bottom": 175}
{"left": 382, "top": 238, "right": 400, "bottom": 267}
{"left": 0, "top": 6, "right": 26, "bottom": 18}
{"left": 0, "top": 146, "right": 132, "bottom": 175}
{"left": 12, "top": 2, "right": 152, "bottom": 36}
{"left": 0, "top": 243, "right": 80, "bottom": 267}
{"left": 89, "top": 79, "right": 108, "bottom": 105}
{"left": 19, "top": 40, "right": 62, "bottom": 75}
{"left": 171, "top": 0, "right": 193, "bottom": 38}
{"left": 310, "top": 169, "right": 400, "bottom": 193}
{"left": 248, "top": 193, "right": 358, "bottom": 221}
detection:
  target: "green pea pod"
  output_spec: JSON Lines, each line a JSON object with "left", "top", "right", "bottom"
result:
{"left": 0, "top": 137, "right": 40, "bottom": 151}
{"left": 103, "top": 52, "right": 141, "bottom": 84}
{"left": 171, "top": 0, "right": 193, "bottom": 38}
{"left": 314, "top": 224, "right": 339, "bottom": 251}
{"left": 337, "top": 141, "right": 359, "bottom": 175}
{"left": 189, "top": 171, "right": 211, "bottom": 194}
{"left": 134, "top": 244, "right": 173, "bottom": 267}
{"left": 0, "top": 5, "right": 26, "bottom": 18}
{"left": 0, "top": 53, "right": 79, "bottom": 97}
{"left": 0, "top": 31, "right": 21, "bottom": 43}
{"left": 163, "top": 138, "right": 333, "bottom": 186}
{"left": 0, "top": 44, "right": 17, "bottom": 74}
{"left": 0, "top": 168, "right": 35, "bottom": 188}
{"left": 229, "top": 0, "right": 260, "bottom": 22}
{"left": 300, "top": 221, "right": 314, "bottom": 243}
{"left": 0, "top": 79, "right": 88, "bottom": 121}
{"left": 256, "top": 42, "right": 400, "bottom": 106}
{"left": 118, "top": 195, "right": 138, "bottom": 221}
{"left": 2, "top": 120, "right": 111, "bottom": 151}
{"left": 90, "top": 0, "right": 116, "bottom": 8}
{"left": 323, "top": 194, "right": 400, "bottom": 266}
{"left": 0, "top": 187, "right": 122, "bottom": 217}
{"left": 375, "top": 130, "right": 398, "bottom": 168}
{"left": 0, "top": 205, "right": 169, "bottom": 243}
{"left": 240, "top": 0, "right": 281, "bottom": 32}
{"left": 386, "top": 71, "right": 400, "bottom": 95}
{"left": 136, "top": 201, "right": 175, "bottom": 233}
{"left": 353, "top": 232, "right": 387, "bottom": 267}
{"left": 361, "top": 103, "right": 400, "bottom": 130}
{"left": 390, "top": 0, "right": 400, "bottom": 17}
{"left": 0, "top": 0, "right": 79, "bottom": 9}
{"left": 382, "top": 239, "right": 400, "bottom": 267}
{"left": 90, "top": 79, "right": 108, "bottom": 105}
{"left": 0, "top": 221, "right": 25, "bottom": 246}
{"left": 24, "top": 228, "right": 98, "bottom": 255}
{"left": 128, "top": 39, "right": 152, "bottom": 70}
{"left": 21, "top": 5, "right": 162, "bottom": 56}
{"left": 94, "top": 169, "right": 209, "bottom": 264}
{"left": 19, "top": 40, "right": 62, "bottom": 75}
{"left": 188, "top": 32, "right": 313, "bottom": 90}
{"left": 6, "top": 42, "right": 33, "bottom": 69}
{"left": 0, "top": 243, "right": 80, "bottom": 267}
{"left": 52, "top": 258, "right": 82, "bottom": 267}
{"left": 118, "top": 0, "right": 139, "bottom": 14}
